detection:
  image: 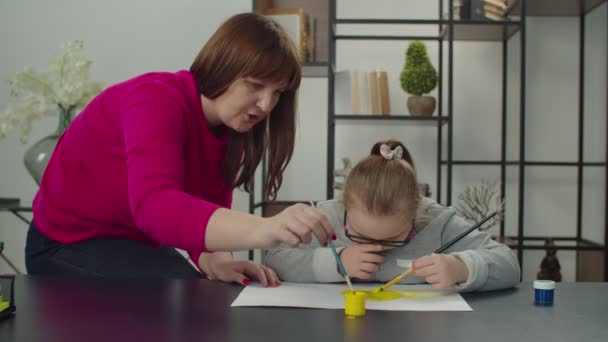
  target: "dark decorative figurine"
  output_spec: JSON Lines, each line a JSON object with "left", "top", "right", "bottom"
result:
{"left": 537, "top": 238, "right": 562, "bottom": 282}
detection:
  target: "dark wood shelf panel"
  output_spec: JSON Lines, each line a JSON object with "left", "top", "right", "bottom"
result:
{"left": 0, "top": 198, "right": 31, "bottom": 211}
{"left": 497, "top": 236, "right": 606, "bottom": 250}
{"left": 335, "top": 35, "right": 442, "bottom": 41}
{"left": 336, "top": 18, "right": 443, "bottom": 25}
{"left": 511, "top": 0, "right": 607, "bottom": 16}
{"left": 524, "top": 161, "right": 607, "bottom": 166}
{"left": 302, "top": 62, "right": 328, "bottom": 77}
{"left": 442, "top": 20, "right": 522, "bottom": 41}
{"left": 441, "top": 160, "right": 515, "bottom": 165}
{"left": 440, "top": 160, "right": 607, "bottom": 166}
{"left": 335, "top": 18, "right": 520, "bottom": 26}
{"left": 0, "top": 198, "right": 20, "bottom": 207}
{"left": 335, "top": 18, "right": 521, "bottom": 42}
{"left": 253, "top": 200, "right": 311, "bottom": 209}
{"left": 334, "top": 115, "right": 448, "bottom": 126}
{"left": 253, "top": 200, "right": 317, "bottom": 217}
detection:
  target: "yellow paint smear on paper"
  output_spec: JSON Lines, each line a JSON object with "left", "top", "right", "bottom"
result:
{"left": 342, "top": 289, "right": 439, "bottom": 302}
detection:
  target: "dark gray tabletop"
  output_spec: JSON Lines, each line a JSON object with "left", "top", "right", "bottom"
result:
{"left": 0, "top": 276, "right": 606, "bottom": 342}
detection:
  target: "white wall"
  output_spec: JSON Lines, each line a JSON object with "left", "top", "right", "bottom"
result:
{"left": 1, "top": 0, "right": 606, "bottom": 282}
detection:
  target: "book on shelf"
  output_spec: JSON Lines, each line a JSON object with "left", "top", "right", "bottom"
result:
{"left": 335, "top": 69, "right": 390, "bottom": 115}
{"left": 335, "top": 70, "right": 360, "bottom": 114}
{"left": 368, "top": 71, "right": 380, "bottom": 115}
{"left": 359, "top": 72, "right": 370, "bottom": 114}
{"left": 377, "top": 71, "right": 390, "bottom": 115}
{"left": 471, "top": 0, "right": 485, "bottom": 19}
{"left": 448, "top": 0, "right": 513, "bottom": 21}
{"left": 484, "top": 0, "right": 508, "bottom": 20}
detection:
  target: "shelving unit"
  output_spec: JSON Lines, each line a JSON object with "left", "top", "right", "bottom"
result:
{"left": 434, "top": 0, "right": 607, "bottom": 280}
{"left": 511, "top": 0, "right": 607, "bottom": 281}
{"left": 327, "top": 7, "right": 454, "bottom": 203}
{"left": 326, "top": 0, "right": 527, "bottom": 204}
{"left": 250, "top": 0, "right": 607, "bottom": 280}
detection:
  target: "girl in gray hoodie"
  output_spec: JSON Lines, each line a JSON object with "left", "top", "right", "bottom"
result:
{"left": 264, "top": 139, "right": 520, "bottom": 291}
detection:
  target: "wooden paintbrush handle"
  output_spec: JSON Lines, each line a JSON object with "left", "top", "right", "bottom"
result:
{"left": 381, "top": 268, "right": 413, "bottom": 291}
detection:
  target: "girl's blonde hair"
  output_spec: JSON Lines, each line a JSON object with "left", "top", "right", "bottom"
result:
{"left": 343, "top": 140, "right": 419, "bottom": 219}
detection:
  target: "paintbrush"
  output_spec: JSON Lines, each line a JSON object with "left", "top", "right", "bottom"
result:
{"left": 310, "top": 201, "right": 355, "bottom": 293}
{"left": 372, "top": 211, "right": 498, "bottom": 293}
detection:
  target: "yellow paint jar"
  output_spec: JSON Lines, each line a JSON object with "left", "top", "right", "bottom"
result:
{"left": 343, "top": 291, "right": 367, "bottom": 317}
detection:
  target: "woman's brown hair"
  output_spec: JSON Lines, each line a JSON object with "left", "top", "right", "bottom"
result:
{"left": 343, "top": 140, "right": 420, "bottom": 219}
{"left": 190, "top": 12, "right": 301, "bottom": 200}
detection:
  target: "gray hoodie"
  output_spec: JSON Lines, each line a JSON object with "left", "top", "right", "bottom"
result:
{"left": 264, "top": 199, "right": 520, "bottom": 292}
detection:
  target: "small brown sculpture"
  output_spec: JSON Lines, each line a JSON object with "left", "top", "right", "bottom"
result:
{"left": 537, "top": 238, "right": 562, "bottom": 282}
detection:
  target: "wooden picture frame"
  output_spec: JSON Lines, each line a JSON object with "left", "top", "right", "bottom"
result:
{"left": 262, "top": 8, "right": 307, "bottom": 61}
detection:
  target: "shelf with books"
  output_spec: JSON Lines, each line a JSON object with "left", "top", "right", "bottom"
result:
{"left": 510, "top": 0, "right": 607, "bottom": 16}
{"left": 447, "top": 1, "right": 608, "bottom": 21}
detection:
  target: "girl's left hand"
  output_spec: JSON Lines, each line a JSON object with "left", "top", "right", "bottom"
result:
{"left": 199, "top": 252, "right": 281, "bottom": 287}
{"left": 411, "top": 253, "right": 469, "bottom": 290}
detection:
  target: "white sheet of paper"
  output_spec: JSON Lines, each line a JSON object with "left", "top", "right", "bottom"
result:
{"left": 231, "top": 282, "right": 472, "bottom": 311}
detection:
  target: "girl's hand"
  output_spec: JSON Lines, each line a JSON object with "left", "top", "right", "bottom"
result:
{"left": 339, "top": 244, "right": 386, "bottom": 280}
{"left": 199, "top": 252, "right": 280, "bottom": 287}
{"left": 411, "top": 253, "right": 469, "bottom": 290}
{"left": 259, "top": 203, "right": 335, "bottom": 248}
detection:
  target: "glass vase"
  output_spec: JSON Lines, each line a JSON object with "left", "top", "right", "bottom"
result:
{"left": 23, "top": 106, "right": 73, "bottom": 185}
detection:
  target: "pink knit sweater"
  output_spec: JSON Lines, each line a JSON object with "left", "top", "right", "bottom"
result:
{"left": 33, "top": 70, "right": 232, "bottom": 265}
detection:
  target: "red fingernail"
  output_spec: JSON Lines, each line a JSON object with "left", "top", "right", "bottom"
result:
{"left": 242, "top": 278, "right": 250, "bottom": 286}
{"left": 332, "top": 234, "right": 337, "bottom": 240}
{"left": 322, "top": 241, "right": 327, "bottom": 247}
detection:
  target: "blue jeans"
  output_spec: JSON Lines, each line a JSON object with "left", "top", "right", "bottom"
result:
{"left": 25, "top": 221, "right": 203, "bottom": 278}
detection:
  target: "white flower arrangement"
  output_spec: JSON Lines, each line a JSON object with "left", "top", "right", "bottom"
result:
{"left": 0, "top": 40, "right": 102, "bottom": 143}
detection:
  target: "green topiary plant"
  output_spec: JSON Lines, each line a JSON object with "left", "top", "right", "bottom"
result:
{"left": 400, "top": 41, "right": 437, "bottom": 96}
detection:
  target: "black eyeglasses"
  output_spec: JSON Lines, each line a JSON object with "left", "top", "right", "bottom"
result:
{"left": 343, "top": 210, "right": 415, "bottom": 247}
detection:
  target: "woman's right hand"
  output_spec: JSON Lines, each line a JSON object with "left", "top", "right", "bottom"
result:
{"left": 339, "top": 244, "right": 386, "bottom": 280}
{"left": 258, "top": 203, "right": 335, "bottom": 249}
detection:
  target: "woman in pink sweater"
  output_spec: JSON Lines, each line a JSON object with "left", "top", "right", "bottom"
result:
{"left": 25, "top": 13, "right": 334, "bottom": 285}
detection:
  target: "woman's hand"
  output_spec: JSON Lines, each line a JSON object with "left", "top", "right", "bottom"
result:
{"left": 199, "top": 252, "right": 280, "bottom": 287}
{"left": 339, "top": 244, "right": 386, "bottom": 280}
{"left": 257, "top": 203, "right": 335, "bottom": 249}
{"left": 411, "top": 253, "right": 469, "bottom": 290}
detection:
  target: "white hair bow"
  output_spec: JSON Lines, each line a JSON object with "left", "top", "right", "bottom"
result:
{"left": 380, "top": 144, "right": 403, "bottom": 161}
